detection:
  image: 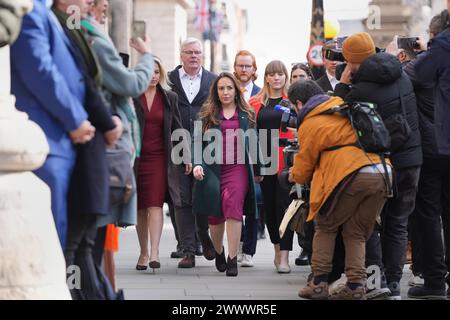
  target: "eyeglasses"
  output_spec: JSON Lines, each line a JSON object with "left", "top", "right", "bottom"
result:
{"left": 236, "top": 64, "right": 253, "bottom": 70}
{"left": 182, "top": 50, "right": 202, "bottom": 56}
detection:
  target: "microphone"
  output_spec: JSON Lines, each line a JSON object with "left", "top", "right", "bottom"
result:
{"left": 274, "top": 99, "right": 292, "bottom": 114}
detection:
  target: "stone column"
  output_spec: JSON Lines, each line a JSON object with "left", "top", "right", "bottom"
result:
{"left": 0, "top": 2, "right": 70, "bottom": 299}
{"left": 109, "top": 0, "right": 133, "bottom": 55}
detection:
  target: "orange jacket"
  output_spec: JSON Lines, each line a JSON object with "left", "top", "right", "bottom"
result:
{"left": 248, "top": 96, "right": 294, "bottom": 175}
{"left": 291, "top": 96, "right": 390, "bottom": 221}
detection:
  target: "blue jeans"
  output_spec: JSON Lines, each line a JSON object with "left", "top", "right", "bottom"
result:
{"left": 34, "top": 154, "right": 75, "bottom": 249}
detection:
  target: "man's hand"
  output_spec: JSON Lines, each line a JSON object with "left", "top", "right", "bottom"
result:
{"left": 339, "top": 63, "right": 353, "bottom": 85}
{"left": 385, "top": 35, "right": 399, "bottom": 56}
{"left": 185, "top": 163, "right": 193, "bottom": 175}
{"left": 130, "top": 36, "right": 152, "bottom": 55}
{"left": 104, "top": 116, "right": 123, "bottom": 148}
{"left": 416, "top": 36, "right": 427, "bottom": 52}
{"left": 193, "top": 165, "right": 204, "bottom": 181}
{"left": 255, "top": 176, "right": 264, "bottom": 183}
{"left": 70, "top": 120, "right": 95, "bottom": 144}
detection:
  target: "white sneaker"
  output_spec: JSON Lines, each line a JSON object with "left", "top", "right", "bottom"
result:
{"left": 237, "top": 242, "right": 243, "bottom": 263}
{"left": 408, "top": 274, "right": 424, "bottom": 287}
{"left": 241, "top": 254, "right": 254, "bottom": 267}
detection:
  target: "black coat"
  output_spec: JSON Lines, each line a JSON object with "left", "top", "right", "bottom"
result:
{"left": 69, "top": 76, "right": 116, "bottom": 217}
{"left": 133, "top": 86, "right": 184, "bottom": 207}
{"left": 168, "top": 66, "right": 217, "bottom": 135}
{"left": 414, "top": 28, "right": 450, "bottom": 155}
{"left": 316, "top": 74, "right": 333, "bottom": 93}
{"left": 334, "top": 52, "right": 422, "bottom": 169}
{"left": 403, "top": 59, "right": 445, "bottom": 159}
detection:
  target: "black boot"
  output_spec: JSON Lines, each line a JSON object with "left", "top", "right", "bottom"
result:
{"left": 226, "top": 256, "right": 238, "bottom": 277}
{"left": 215, "top": 247, "right": 227, "bottom": 272}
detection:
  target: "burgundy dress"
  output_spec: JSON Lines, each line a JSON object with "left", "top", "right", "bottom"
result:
{"left": 137, "top": 90, "right": 167, "bottom": 209}
{"left": 208, "top": 110, "right": 249, "bottom": 225}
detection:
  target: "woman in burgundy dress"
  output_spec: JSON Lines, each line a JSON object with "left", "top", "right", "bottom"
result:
{"left": 133, "top": 58, "right": 191, "bottom": 271}
{"left": 192, "top": 72, "right": 262, "bottom": 276}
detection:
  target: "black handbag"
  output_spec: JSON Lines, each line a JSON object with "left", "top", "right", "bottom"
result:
{"left": 107, "top": 147, "right": 134, "bottom": 206}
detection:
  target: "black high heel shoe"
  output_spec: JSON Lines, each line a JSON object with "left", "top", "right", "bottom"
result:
{"left": 215, "top": 247, "right": 227, "bottom": 272}
{"left": 149, "top": 261, "right": 161, "bottom": 272}
{"left": 136, "top": 256, "right": 149, "bottom": 271}
{"left": 226, "top": 256, "right": 238, "bottom": 277}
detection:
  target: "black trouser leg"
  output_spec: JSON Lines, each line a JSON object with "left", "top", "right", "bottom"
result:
{"left": 260, "top": 175, "right": 280, "bottom": 245}
{"left": 414, "top": 159, "right": 449, "bottom": 289}
{"left": 381, "top": 166, "right": 420, "bottom": 284}
{"left": 242, "top": 214, "right": 258, "bottom": 256}
{"left": 93, "top": 225, "right": 107, "bottom": 267}
{"left": 65, "top": 214, "right": 106, "bottom": 300}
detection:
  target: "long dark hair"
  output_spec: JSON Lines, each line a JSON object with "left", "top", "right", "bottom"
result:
{"left": 199, "top": 72, "right": 256, "bottom": 132}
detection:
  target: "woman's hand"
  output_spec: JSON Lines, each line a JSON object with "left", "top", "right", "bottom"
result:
{"left": 193, "top": 165, "right": 205, "bottom": 181}
{"left": 254, "top": 176, "right": 264, "bottom": 183}
{"left": 185, "top": 163, "right": 193, "bottom": 175}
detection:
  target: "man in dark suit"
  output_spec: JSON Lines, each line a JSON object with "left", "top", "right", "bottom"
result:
{"left": 168, "top": 37, "right": 217, "bottom": 268}
{"left": 232, "top": 50, "right": 261, "bottom": 268}
{"left": 315, "top": 40, "right": 341, "bottom": 93}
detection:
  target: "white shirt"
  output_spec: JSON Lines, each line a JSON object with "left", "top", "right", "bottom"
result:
{"left": 242, "top": 82, "right": 254, "bottom": 101}
{"left": 179, "top": 67, "right": 203, "bottom": 103}
{"left": 326, "top": 70, "right": 339, "bottom": 90}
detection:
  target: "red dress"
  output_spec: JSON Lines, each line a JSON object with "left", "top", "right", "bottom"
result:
{"left": 137, "top": 90, "right": 167, "bottom": 209}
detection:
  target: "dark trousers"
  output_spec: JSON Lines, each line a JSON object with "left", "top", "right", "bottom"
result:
{"left": 93, "top": 225, "right": 107, "bottom": 267}
{"left": 241, "top": 214, "right": 258, "bottom": 256}
{"left": 167, "top": 198, "right": 180, "bottom": 246}
{"left": 64, "top": 214, "right": 106, "bottom": 300}
{"left": 260, "top": 174, "right": 294, "bottom": 250}
{"left": 408, "top": 208, "right": 423, "bottom": 275}
{"left": 365, "top": 166, "right": 420, "bottom": 283}
{"left": 413, "top": 158, "right": 450, "bottom": 289}
{"left": 174, "top": 167, "right": 209, "bottom": 255}
{"left": 381, "top": 166, "right": 420, "bottom": 284}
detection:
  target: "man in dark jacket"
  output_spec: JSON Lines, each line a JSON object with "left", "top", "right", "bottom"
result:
{"left": 405, "top": 11, "right": 450, "bottom": 299}
{"left": 168, "top": 37, "right": 217, "bottom": 268}
{"left": 335, "top": 32, "right": 422, "bottom": 299}
{"left": 315, "top": 40, "right": 341, "bottom": 93}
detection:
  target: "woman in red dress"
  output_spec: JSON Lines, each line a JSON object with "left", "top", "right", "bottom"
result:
{"left": 134, "top": 58, "right": 191, "bottom": 271}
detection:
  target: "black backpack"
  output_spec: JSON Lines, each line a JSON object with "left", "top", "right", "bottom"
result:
{"left": 320, "top": 101, "right": 393, "bottom": 197}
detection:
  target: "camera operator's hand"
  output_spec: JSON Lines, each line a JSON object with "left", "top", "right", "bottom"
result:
{"left": 340, "top": 63, "right": 353, "bottom": 85}
{"left": 385, "top": 35, "right": 399, "bottom": 56}
{"left": 193, "top": 165, "right": 204, "bottom": 181}
{"left": 185, "top": 163, "right": 193, "bottom": 175}
{"left": 255, "top": 176, "right": 264, "bottom": 183}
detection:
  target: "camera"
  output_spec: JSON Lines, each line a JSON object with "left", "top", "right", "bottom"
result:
{"left": 397, "top": 36, "right": 420, "bottom": 50}
{"left": 335, "top": 63, "right": 347, "bottom": 81}
{"left": 274, "top": 100, "right": 298, "bottom": 132}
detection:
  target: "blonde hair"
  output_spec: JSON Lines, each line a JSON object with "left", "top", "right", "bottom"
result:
{"left": 255, "top": 60, "right": 289, "bottom": 106}
{"left": 153, "top": 57, "right": 171, "bottom": 91}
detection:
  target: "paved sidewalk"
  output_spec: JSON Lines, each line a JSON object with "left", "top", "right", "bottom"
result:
{"left": 115, "top": 212, "right": 413, "bottom": 300}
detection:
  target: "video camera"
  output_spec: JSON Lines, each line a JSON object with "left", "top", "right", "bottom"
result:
{"left": 274, "top": 100, "right": 298, "bottom": 132}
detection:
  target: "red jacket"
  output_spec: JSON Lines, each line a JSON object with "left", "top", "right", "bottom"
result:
{"left": 248, "top": 96, "right": 294, "bottom": 175}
